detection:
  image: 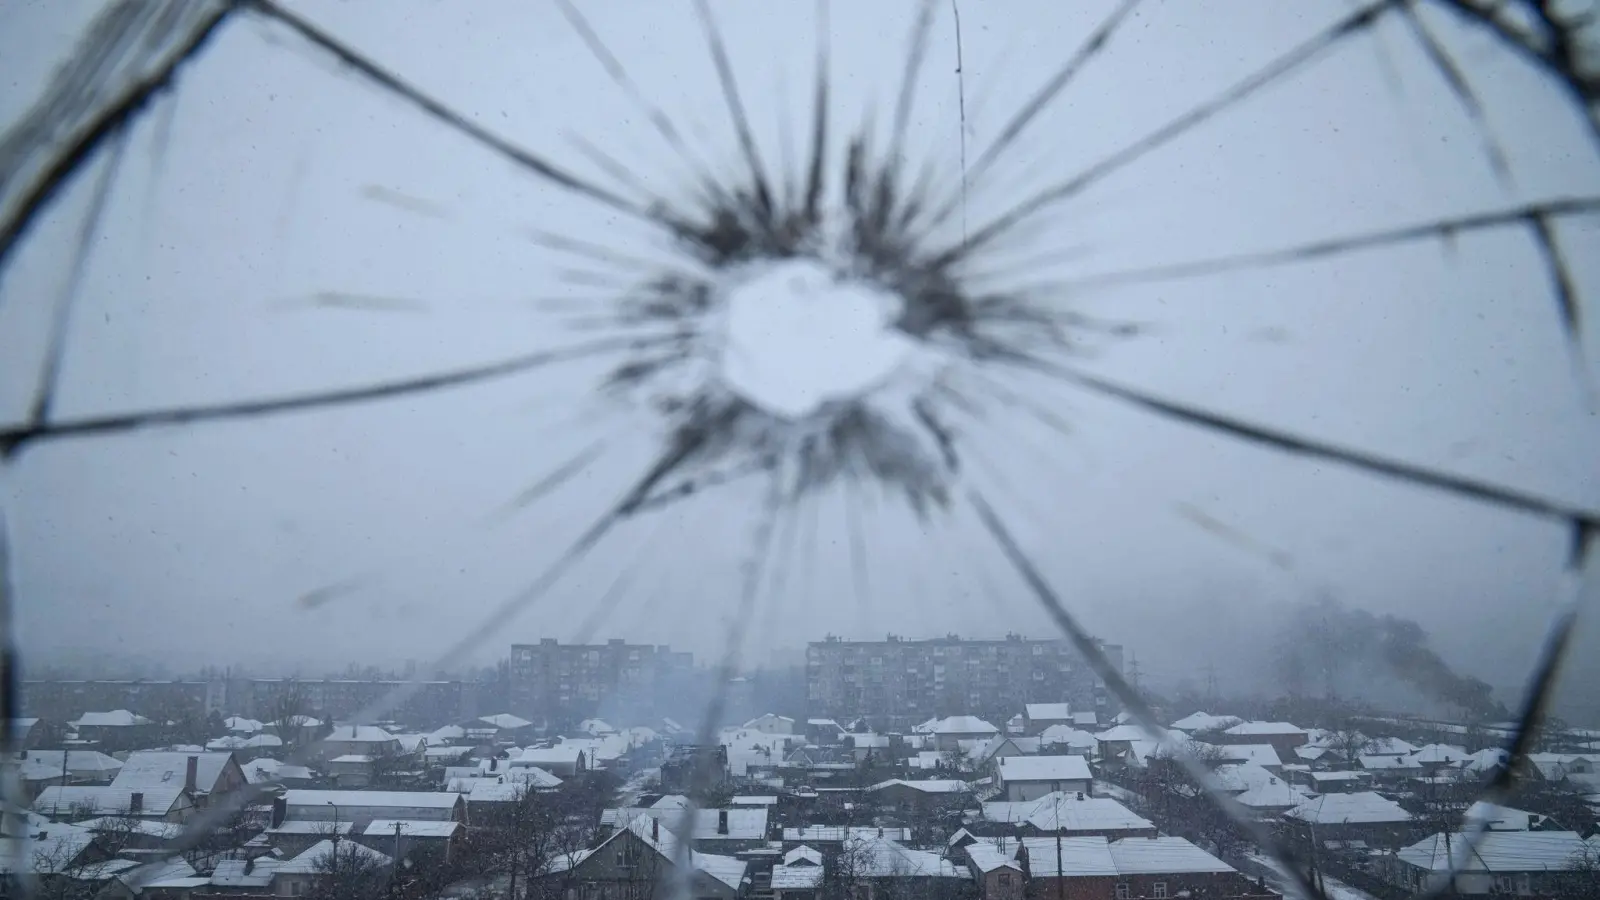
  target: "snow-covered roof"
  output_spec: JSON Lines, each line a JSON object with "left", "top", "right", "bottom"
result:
{"left": 1170, "top": 712, "right": 1242, "bottom": 732}
{"left": 601, "top": 807, "right": 768, "bottom": 841}
{"left": 363, "top": 819, "right": 462, "bottom": 838}
{"left": 1234, "top": 780, "right": 1306, "bottom": 809}
{"left": 276, "top": 839, "right": 390, "bottom": 874}
{"left": 1223, "top": 721, "right": 1304, "bottom": 736}
{"left": 1025, "top": 703, "right": 1073, "bottom": 720}
{"left": 1109, "top": 836, "right": 1238, "bottom": 874}
{"left": 1039, "top": 725, "right": 1098, "bottom": 748}
{"left": 931, "top": 716, "right": 1000, "bottom": 735}
{"left": 325, "top": 724, "right": 395, "bottom": 743}
{"left": 210, "top": 855, "right": 282, "bottom": 887}
{"left": 1212, "top": 743, "right": 1282, "bottom": 768}
{"left": 428, "top": 724, "right": 466, "bottom": 743}
{"left": 329, "top": 754, "right": 373, "bottom": 764}
{"left": 1211, "top": 763, "right": 1280, "bottom": 793}
{"left": 283, "top": 789, "right": 462, "bottom": 811}
{"left": 984, "top": 793, "right": 1153, "bottom": 833}
{"left": 1019, "top": 835, "right": 1237, "bottom": 878}
{"left": 1286, "top": 792, "right": 1414, "bottom": 825}
{"left": 392, "top": 734, "right": 428, "bottom": 752}
{"left": 1410, "top": 744, "right": 1468, "bottom": 765}
{"left": 32, "top": 785, "right": 185, "bottom": 817}
{"left": 1398, "top": 831, "right": 1596, "bottom": 873}
{"left": 223, "top": 716, "right": 264, "bottom": 733}
{"left": 70, "top": 710, "right": 151, "bottom": 728}
{"left": 782, "top": 825, "right": 910, "bottom": 843}
{"left": 0, "top": 821, "right": 93, "bottom": 875}
{"left": 1368, "top": 737, "right": 1416, "bottom": 756}
{"left": 964, "top": 842, "right": 1024, "bottom": 874}
{"left": 783, "top": 845, "right": 822, "bottom": 866}
{"left": 1094, "top": 725, "right": 1148, "bottom": 742}
{"left": 869, "top": 778, "right": 971, "bottom": 794}
{"left": 1361, "top": 754, "right": 1423, "bottom": 770}
{"left": 11, "top": 749, "right": 123, "bottom": 781}
{"left": 480, "top": 713, "right": 535, "bottom": 730}
{"left": 842, "top": 835, "right": 966, "bottom": 878}
{"left": 115, "top": 751, "right": 234, "bottom": 794}
{"left": 1465, "top": 801, "right": 1547, "bottom": 832}
{"left": 997, "top": 755, "right": 1092, "bottom": 783}
{"left": 771, "top": 862, "right": 824, "bottom": 890}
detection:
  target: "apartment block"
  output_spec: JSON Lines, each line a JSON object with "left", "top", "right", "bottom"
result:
{"left": 805, "top": 633, "right": 1121, "bottom": 730}
{"left": 509, "top": 639, "right": 694, "bottom": 726}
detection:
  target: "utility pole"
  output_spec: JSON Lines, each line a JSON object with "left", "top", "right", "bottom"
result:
{"left": 1203, "top": 663, "right": 1219, "bottom": 705}
{"left": 1055, "top": 828, "right": 1065, "bottom": 900}
{"left": 1126, "top": 652, "right": 1143, "bottom": 694}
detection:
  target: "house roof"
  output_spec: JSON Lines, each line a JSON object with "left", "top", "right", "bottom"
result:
{"left": 591, "top": 814, "right": 748, "bottom": 890}
{"left": 869, "top": 778, "right": 971, "bottom": 794}
{"left": 283, "top": 789, "right": 462, "bottom": 811}
{"left": 325, "top": 724, "right": 395, "bottom": 743}
{"left": 330, "top": 754, "right": 373, "bottom": 764}
{"left": 782, "top": 825, "right": 910, "bottom": 843}
{"left": 1223, "top": 721, "right": 1304, "bottom": 736}
{"left": 997, "top": 755, "right": 1092, "bottom": 783}
{"left": 223, "top": 716, "right": 264, "bottom": 733}
{"left": 0, "top": 822, "right": 93, "bottom": 875}
{"left": 210, "top": 855, "right": 283, "bottom": 887}
{"left": 1465, "top": 801, "right": 1547, "bottom": 832}
{"left": 600, "top": 807, "right": 768, "bottom": 841}
{"left": 115, "top": 752, "right": 235, "bottom": 794}
{"left": 983, "top": 793, "right": 1153, "bottom": 833}
{"left": 1094, "top": 725, "right": 1148, "bottom": 742}
{"left": 70, "top": 710, "right": 151, "bottom": 728}
{"left": 1019, "top": 836, "right": 1120, "bottom": 877}
{"left": 277, "top": 839, "right": 391, "bottom": 875}
{"left": 771, "top": 864, "right": 824, "bottom": 889}
{"left": 1025, "top": 703, "right": 1073, "bottom": 720}
{"left": 1204, "top": 743, "right": 1282, "bottom": 768}
{"left": 1108, "top": 836, "right": 1237, "bottom": 874}
{"left": 842, "top": 835, "right": 966, "bottom": 878}
{"left": 1397, "top": 831, "right": 1596, "bottom": 873}
{"left": 363, "top": 819, "right": 462, "bottom": 838}
{"left": 783, "top": 845, "right": 822, "bottom": 866}
{"left": 1170, "top": 712, "right": 1242, "bottom": 732}
{"left": 1234, "top": 780, "right": 1306, "bottom": 809}
{"left": 742, "top": 714, "right": 795, "bottom": 728}
{"left": 1212, "top": 763, "right": 1280, "bottom": 793}
{"left": 1039, "top": 726, "right": 1098, "bottom": 748}
{"left": 12, "top": 749, "right": 123, "bottom": 781}
{"left": 964, "top": 842, "right": 1024, "bottom": 874}
{"left": 1286, "top": 792, "right": 1414, "bottom": 825}
{"left": 931, "top": 716, "right": 999, "bottom": 735}
{"left": 32, "top": 785, "right": 185, "bottom": 817}
{"left": 1410, "top": 744, "right": 1468, "bottom": 765}
{"left": 481, "top": 713, "right": 534, "bottom": 730}
{"left": 1361, "top": 754, "right": 1423, "bottom": 770}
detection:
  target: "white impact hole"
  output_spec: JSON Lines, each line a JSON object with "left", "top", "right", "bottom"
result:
{"left": 719, "top": 259, "right": 918, "bottom": 420}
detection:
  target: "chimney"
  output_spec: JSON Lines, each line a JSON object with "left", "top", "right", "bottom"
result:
{"left": 185, "top": 755, "right": 199, "bottom": 793}
{"left": 489, "top": 758, "right": 497, "bottom": 772}
{"left": 128, "top": 792, "right": 144, "bottom": 814}
{"left": 877, "top": 827, "right": 884, "bottom": 837}
{"left": 717, "top": 810, "right": 729, "bottom": 835}
{"left": 271, "top": 797, "right": 287, "bottom": 828}
{"left": 651, "top": 818, "right": 659, "bottom": 842}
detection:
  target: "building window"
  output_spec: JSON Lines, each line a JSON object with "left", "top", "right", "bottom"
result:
{"left": 1493, "top": 875, "right": 1515, "bottom": 893}
{"left": 1153, "top": 883, "right": 1168, "bottom": 899}
{"left": 998, "top": 873, "right": 1012, "bottom": 888}
{"left": 1516, "top": 873, "right": 1531, "bottom": 894}
{"left": 1115, "top": 884, "right": 1130, "bottom": 900}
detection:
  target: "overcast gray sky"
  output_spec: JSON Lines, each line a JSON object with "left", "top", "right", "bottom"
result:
{"left": 2, "top": 1, "right": 1597, "bottom": 716}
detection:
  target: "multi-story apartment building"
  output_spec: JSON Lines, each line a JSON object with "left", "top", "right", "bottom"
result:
{"left": 238, "top": 678, "right": 479, "bottom": 726}
{"left": 21, "top": 679, "right": 227, "bottom": 721}
{"left": 805, "top": 633, "right": 1123, "bottom": 730}
{"left": 509, "top": 639, "right": 694, "bottom": 726}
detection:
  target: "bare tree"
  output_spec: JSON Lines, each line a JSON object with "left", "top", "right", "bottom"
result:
{"left": 307, "top": 838, "right": 389, "bottom": 900}
{"left": 265, "top": 681, "right": 313, "bottom": 751}
{"left": 1324, "top": 722, "right": 1378, "bottom": 767}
